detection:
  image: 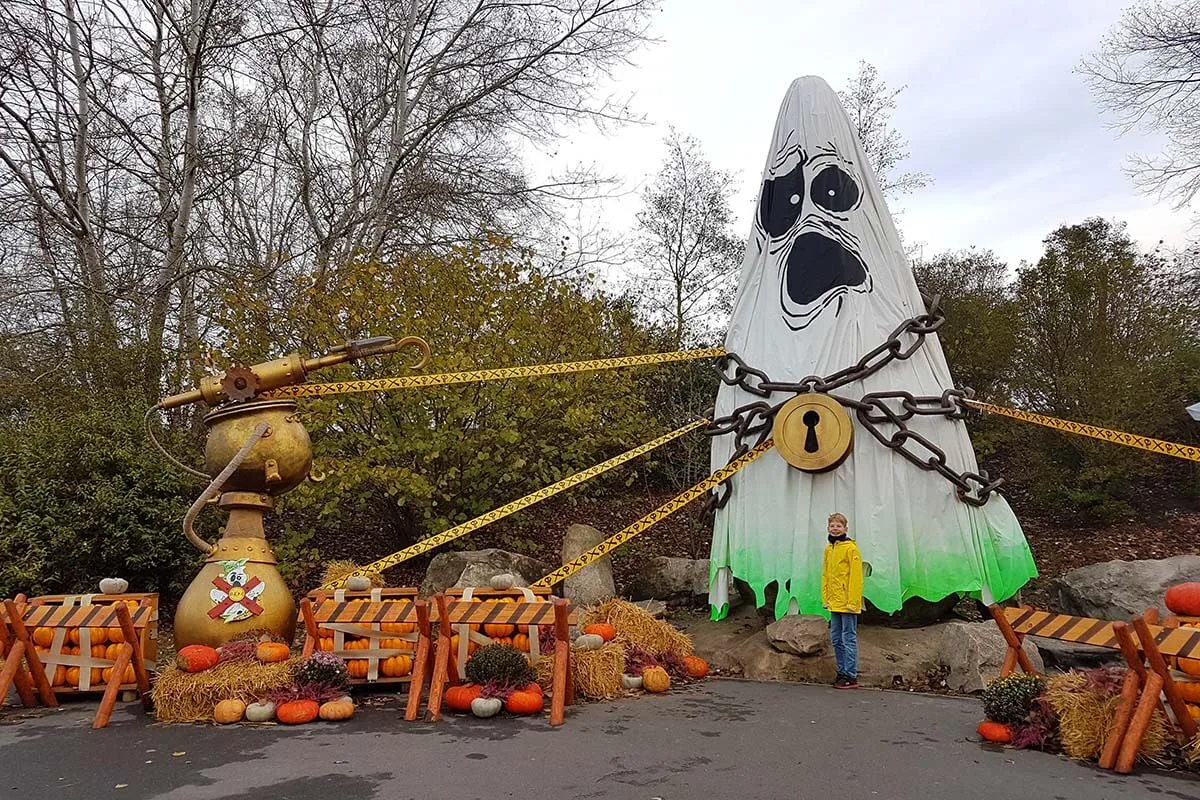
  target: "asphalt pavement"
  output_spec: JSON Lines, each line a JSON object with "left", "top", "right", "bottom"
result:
{"left": 2, "top": 680, "right": 1198, "bottom": 800}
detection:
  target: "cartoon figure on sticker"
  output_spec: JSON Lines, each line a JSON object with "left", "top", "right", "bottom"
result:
{"left": 208, "top": 559, "right": 266, "bottom": 623}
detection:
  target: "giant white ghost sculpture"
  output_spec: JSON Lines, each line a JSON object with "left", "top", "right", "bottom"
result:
{"left": 708, "top": 76, "right": 1037, "bottom": 620}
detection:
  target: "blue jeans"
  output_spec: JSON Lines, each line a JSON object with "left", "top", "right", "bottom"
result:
{"left": 830, "top": 612, "right": 858, "bottom": 677}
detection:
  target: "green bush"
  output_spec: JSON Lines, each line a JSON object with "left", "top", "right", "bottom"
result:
{"left": 983, "top": 673, "right": 1046, "bottom": 726}
{"left": 465, "top": 644, "right": 536, "bottom": 686}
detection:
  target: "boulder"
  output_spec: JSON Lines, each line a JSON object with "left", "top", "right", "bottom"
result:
{"left": 1053, "top": 555, "right": 1200, "bottom": 620}
{"left": 935, "top": 620, "right": 1043, "bottom": 693}
{"left": 860, "top": 594, "right": 962, "bottom": 627}
{"left": 1035, "top": 638, "right": 1123, "bottom": 671}
{"left": 765, "top": 615, "right": 829, "bottom": 656}
{"left": 561, "top": 523, "right": 615, "bottom": 607}
{"left": 420, "top": 549, "right": 551, "bottom": 596}
{"left": 628, "top": 556, "right": 709, "bottom": 601}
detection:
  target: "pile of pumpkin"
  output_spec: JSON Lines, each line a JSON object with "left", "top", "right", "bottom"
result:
{"left": 313, "top": 607, "right": 418, "bottom": 679}
{"left": 171, "top": 639, "right": 356, "bottom": 725}
{"left": 28, "top": 599, "right": 142, "bottom": 689}
{"left": 1165, "top": 582, "right": 1200, "bottom": 726}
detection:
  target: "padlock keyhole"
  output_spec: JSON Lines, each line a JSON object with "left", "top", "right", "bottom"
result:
{"left": 802, "top": 410, "right": 821, "bottom": 453}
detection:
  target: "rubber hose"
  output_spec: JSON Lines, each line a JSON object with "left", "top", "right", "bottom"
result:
{"left": 182, "top": 421, "right": 270, "bottom": 554}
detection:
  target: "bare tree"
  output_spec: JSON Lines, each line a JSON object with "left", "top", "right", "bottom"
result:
{"left": 1081, "top": 0, "right": 1200, "bottom": 210}
{"left": 838, "top": 61, "right": 931, "bottom": 200}
{"left": 635, "top": 128, "right": 742, "bottom": 347}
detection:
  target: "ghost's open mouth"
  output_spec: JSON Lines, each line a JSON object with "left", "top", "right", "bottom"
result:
{"left": 784, "top": 232, "right": 868, "bottom": 306}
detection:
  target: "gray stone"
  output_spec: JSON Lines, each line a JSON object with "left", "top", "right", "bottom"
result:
{"left": 1035, "top": 638, "right": 1123, "bottom": 671}
{"left": 861, "top": 595, "right": 962, "bottom": 627}
{"left": 1053, "top": 555, "right": 1200, "bottom": 620}
{"left": 561, "top": 523, "right": 615, "bottom": 607}
{"left": 765, "top": 615, "right": 829, "bottom": 656}
{"left": 680, "top": 606, "right": 1043, "bottom": 692}
{"left": 420, "top": 549, "right": 551, "bottom": 596}
{"left": 628, "top": 556, "right": 709, "bottom": 600}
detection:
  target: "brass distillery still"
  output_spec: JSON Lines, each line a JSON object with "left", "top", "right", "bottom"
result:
{"left": 153, "top": 336, "right": 430, "bottom": 649}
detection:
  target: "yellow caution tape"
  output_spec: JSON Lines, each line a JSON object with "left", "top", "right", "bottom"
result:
{"left": 965, "top": 399, "right": 1200, "bottom": 463}
{"left": 532, "top": 440, "right": 777, "bottom": 588}
{"left": 271, "top": 348, "right": 726, "bottom": 399}
{"left": 320, "top": 418, "right": 710, "bottom": 588}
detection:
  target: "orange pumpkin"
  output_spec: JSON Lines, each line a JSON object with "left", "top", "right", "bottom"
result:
{"left": 103, "top": 665, "right": 136, "bottom": 684}
{"left": 1179, "top": 658, "right": 1200, "bottom": 677}
{"left": 1178, "top": 681, "right": 1200, "bottom": 704}
{"left": 256, "top": 642, "right": 290, "bottom": 663}
{"left": 583, "top": 623, "right": 617, "bottom": 642}
{"left": 642, "top": 666, "right": 671, "bottom": 693}
{"left": 683, "top": 656, "right": 709, "bottom": 679}
{"left": 1166, "top": 583, "right": 1200, "bottom": 616}
{"left": 107, "top": 626, "right": 125, "bottom": 644}
{"left": 32, "top": 627, "right": 54, "bottom": 648}
{"left": 1187, "top": 704, "right": 1200, "bottom": 722}
{"left": 105, "top": 643, "right": 124, "bottom": 661}
{"left": 91, "top": 644, "right": 108, "bottom": 659}
{"left": 491, "top": 636, "right": 513, "bottom": 648}
{"left": 91, "top": 668, "right": 104, "bottom": 684}
{"left": 67, "top": 628, "right": 81, "bottom": 645}
{"left": 505, "top": 688, "right": 544, "bottom": 715}
{"left": 978, "top": 720, "right": 1013, "bottom": 743}
{"left": 347, "top": 659, "right": 369, "bottom": 679}
{"left": 318, "top": 637, "right": 334, "bottom": 652}
{"left": 88, "top": 628, "right": 108, "bottom": 645}
{"left": 382, "top": 655, "right": 413, "bottom": 677}
{"left": 512, "top": 633, "right": 530, "bottom": 652}
{"left": 65, "top": 667, "right": 80, "bottom": 686}
{"left": 176, "top": 644, "right": 220, "bottom": 673}
{"left": 444, "top": 683, "right": 483, "bottom": 712}
{"left": 484, "top": 622, "right": 516, "bottom": 638}
{"left": 382, "top": 622, "right": 415, "bottom": 635}
{"left": 51, "top": 665, "right": 66, "bottom": 686}
{"left": 277, "top": 699, "right": 320, "bottom": 724}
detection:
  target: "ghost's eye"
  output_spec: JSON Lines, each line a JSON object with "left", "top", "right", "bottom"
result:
{"left": 811, "top": 167, "right": 859, "bottom": 213}
{"left": 758, "top": 162, "right": 804, "bottom": 237}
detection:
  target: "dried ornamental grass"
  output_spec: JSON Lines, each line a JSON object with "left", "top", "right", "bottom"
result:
{"left": 152, "top": 658, "right": 301, "bottom": 723}
{"left": 535, "top": 642, "right": 625, "bottom": 700}
{"left": 321, "top": 559, "right": 385, "bottom": 589}
{"left": 1044, "top": 670, "right": 1167, "bottom": 761}
{"left": 584, "top": 600, "right": 692, "bottom": 658}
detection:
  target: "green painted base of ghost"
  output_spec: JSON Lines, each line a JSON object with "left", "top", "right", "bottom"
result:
{"left": 709, "top": 515, "right": 1038, "bottom": 622}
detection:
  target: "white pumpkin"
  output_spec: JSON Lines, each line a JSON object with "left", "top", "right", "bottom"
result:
{"left": 572, "top": 633, "right": 604, "bottom": 651}
{"left": 621, "top": 674, "right": 643, "bottom": 690}
{"left": 99, "top": 578, "right": 129, "bottom": 595}
{"left": 489, "top": 573, "right": 515, "bottom": 590}
{"left": 245, "top": 700, "right": 276, "bottom": 722}
{"left": 345, "top": 575, "right": 372, "bottom": 591}
{"left": 470, "top": 697, "right": 503, "bottom": 718}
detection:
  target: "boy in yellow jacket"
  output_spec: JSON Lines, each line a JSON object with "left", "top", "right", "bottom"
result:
{"left": 821, "top": 512, "right": 863, "bottom": 689}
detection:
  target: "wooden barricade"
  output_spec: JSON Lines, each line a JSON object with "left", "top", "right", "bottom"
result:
{"left": 428, "top": 595, "right": 577, "bottom": 726}
{"left": 1, "top": 597, "right": 153, "bottom": 728}
{"left": 299, "top": 588, "right": 433, "bottom": 722}
{"left": 990, "top": 604, "right": 1200, "bottom": 773}
{"left": 444, "top": 587, "right": 552, "bottom": 681}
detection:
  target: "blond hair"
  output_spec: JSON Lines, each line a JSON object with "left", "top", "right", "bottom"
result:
{"left": 827, "top": 512, "right": 848, "bottom": 527}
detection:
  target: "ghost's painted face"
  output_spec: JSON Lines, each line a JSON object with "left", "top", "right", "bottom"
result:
{"left": 756, "top": 133, "right": 873, "bottom": 330}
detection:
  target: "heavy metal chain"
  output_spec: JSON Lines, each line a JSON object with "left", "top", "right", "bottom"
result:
{"left": 700, "top": 293, "right": 1003, "bottom": 521}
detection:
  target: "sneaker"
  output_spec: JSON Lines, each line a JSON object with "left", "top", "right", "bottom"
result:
{"left": 831, "top": 673, "right": 845, "bottom": 686}
{"left": 834, "top": 676, "right": 859, "bottom": 690}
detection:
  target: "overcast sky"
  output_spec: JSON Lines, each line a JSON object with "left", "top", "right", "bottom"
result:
{"left": 533, "top": 0, "right": 1194, "bottom": 269}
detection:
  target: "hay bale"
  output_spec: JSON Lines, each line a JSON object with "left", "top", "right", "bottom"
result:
{"left": 1045, "top": 671, "right": 1167, "bottom": 761}
{"left": 535, "top": 642, "right": 625, "bottom": 701}
{"left": 584, "top": 599, "right": 691, "bottom": 658}
{"left": 153, "top": 658, "right": 300, "bottom": 723}
{"left": 321, "top": 559, "right": 385, "bottom": 589}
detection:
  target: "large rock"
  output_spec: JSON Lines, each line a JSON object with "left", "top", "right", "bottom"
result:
{"left": 420, "top": 549, "right": 551, "bottom": 596}
{"left": 1035, "top": 638, "right": 1123, "bottom": 671}
{"left": 765, "top": 615, "right": 829, "bottom": 656}
{"left": 1054, "top": 555, "right": 1200, "bottom": 620}
{"left": 860, "top": 595, "right": 962, "bottom": 628}
{"left": 628, "top": 556, "right": 710, "bottom": 600}
{"left": 561, "top": 523, "right": 615, "bottom": 607}
{"left": 682, "top": 606, "right": 1042, "bottom": 692}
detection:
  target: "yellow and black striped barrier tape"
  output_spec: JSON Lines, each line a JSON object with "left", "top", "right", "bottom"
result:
{"left": 965, "top": 399, "right": 1200, "bottom": 463}
{"left": 271, "top": 347, "right": 726, "bottom": 400}
{"left": 319, "top": 418, "right": 710, "bottom": 588}
{"left": 532, "top": 439, "right": 777, "bottom": 588}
